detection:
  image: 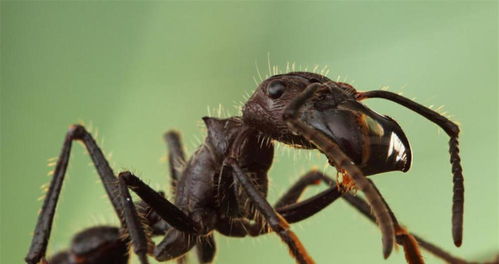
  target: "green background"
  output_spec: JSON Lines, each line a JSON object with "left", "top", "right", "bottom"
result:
{"left": 1, "top": 1, "right": 497, "bottom": 263}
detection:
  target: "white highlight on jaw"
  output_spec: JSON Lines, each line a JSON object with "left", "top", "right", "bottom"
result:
{"left": 388, "top": 132, "right": 406, "bottom": 162}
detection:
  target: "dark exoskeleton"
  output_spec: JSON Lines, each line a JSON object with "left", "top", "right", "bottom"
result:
{"left": 26, "top": 72, "right": 475, "bottom": 264}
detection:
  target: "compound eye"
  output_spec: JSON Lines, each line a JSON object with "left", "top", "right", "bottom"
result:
{"left": 267, "top": 80, "right": 286, "bottom": 99}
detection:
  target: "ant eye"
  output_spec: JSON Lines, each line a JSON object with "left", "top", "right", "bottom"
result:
{"left": 267, "top": 80, "right": 286, "bottom": 99}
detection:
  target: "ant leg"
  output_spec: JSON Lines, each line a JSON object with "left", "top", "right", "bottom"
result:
{"left": 276, "top": 173, "right": 422, "bottom": 263}
{"left": 164, "top": 130, "right": 186, "bottom": 192}
{"left": 362, "top": 179, "right": 423, "bottom": 264}
{"left": 276, "top": 186, "right": 342, "bottom": 224}
{"left": 195, "top": 234, "right": 216, "bottom": 264}
{"left": 26, "top": 125, "right": 125, "bottom": 264}
{"left": 119, "top": 172, "right": 205, "bottom": 261}
{"left": 218, "top": 168, "right": 465, "bottom": 264}
{"left": 283, "top": 83, "right": 395, "bottom": 258}
{"left": 274, "top": 170, "right": 330, "bottom": 208}
{"left": 294, "top": 174, "right": 463, "bottom": 264}
{"left": 217, "top": 174, "right": 466, "bottom": 264}
{"left": 119, "top": 171, "right": 212, "bottom": 264}
{"left": 164, "top": 131, "right": 217, "bottom": 264}
{"left": 274, "top": 173, "right": 457, "bottom": 264}
{"left": 357, "top": 90, "right": 464, "bottom": 246}
{"left": 117, "top": 172, "right": 150, "bottom": 264}
{"left": 215, "top": 169, "right": 341, "bottom": 238}
{"left": 225, "top": 158, "right": 315, "bottom": 264}
{"left": 164, "top": 131, "right": 191, "bottom": 264}
{"left": 340, "top": 180, "right": 469, "bottom": 264}
{"left": 216, "top": 187, "right": 342, "bottom": 239}
{"left": 216, "top": 186, "right": 342, "bottom": 239}
{"left": 273, "top": 172, "right": 467, "bottom": 264}
{"left": 119, "top": 172, "right": 199, "bottom": 233}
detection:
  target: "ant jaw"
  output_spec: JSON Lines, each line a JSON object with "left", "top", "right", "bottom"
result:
{"left": 302, "top": 99, "right": 412, "bottom": 176}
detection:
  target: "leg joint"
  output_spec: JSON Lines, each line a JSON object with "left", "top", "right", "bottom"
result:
{"left": 67, "top": 124, "right": 87, "bottom": 140}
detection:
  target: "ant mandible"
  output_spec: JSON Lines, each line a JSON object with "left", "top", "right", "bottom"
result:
{"left": 26, "top": 71, "right": 463, "bottom": 264}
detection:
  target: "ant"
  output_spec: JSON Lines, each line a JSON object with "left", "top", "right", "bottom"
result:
{"left": 26, "top": 72, "right": 464, "bottom": 264}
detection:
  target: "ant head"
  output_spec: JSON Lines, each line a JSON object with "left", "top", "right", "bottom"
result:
{"left": 242, "top": 72, "right": 356, "bottom": 148}
{"left": 243, "top": 71, "right": 411, "bottom": 175}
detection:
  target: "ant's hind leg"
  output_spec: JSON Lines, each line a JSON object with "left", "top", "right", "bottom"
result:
{"left": 26, "top": 125, "right": 126, "bottom": 264}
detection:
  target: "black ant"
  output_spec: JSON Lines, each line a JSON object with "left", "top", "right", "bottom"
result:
{"left": 26, "top": 72, "right": 465, "bottom": 264}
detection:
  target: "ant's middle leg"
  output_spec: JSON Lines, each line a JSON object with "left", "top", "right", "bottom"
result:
{"left": 118, "top": 171, "right": 208, "bottom": 262}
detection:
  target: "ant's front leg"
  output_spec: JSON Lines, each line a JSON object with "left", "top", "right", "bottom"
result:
{"left": 26, "top": 125, "right": 126, "bottom": 264}
{"left": 339, "top": 181, "right": 470, "bottom": 264}
{"left": 277, "top": 172, "right": 466, "bottom": 264}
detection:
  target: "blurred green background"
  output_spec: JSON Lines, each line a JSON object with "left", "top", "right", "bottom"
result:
{"left": 1, "top": 1, "right": 497, "bottom": 264}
